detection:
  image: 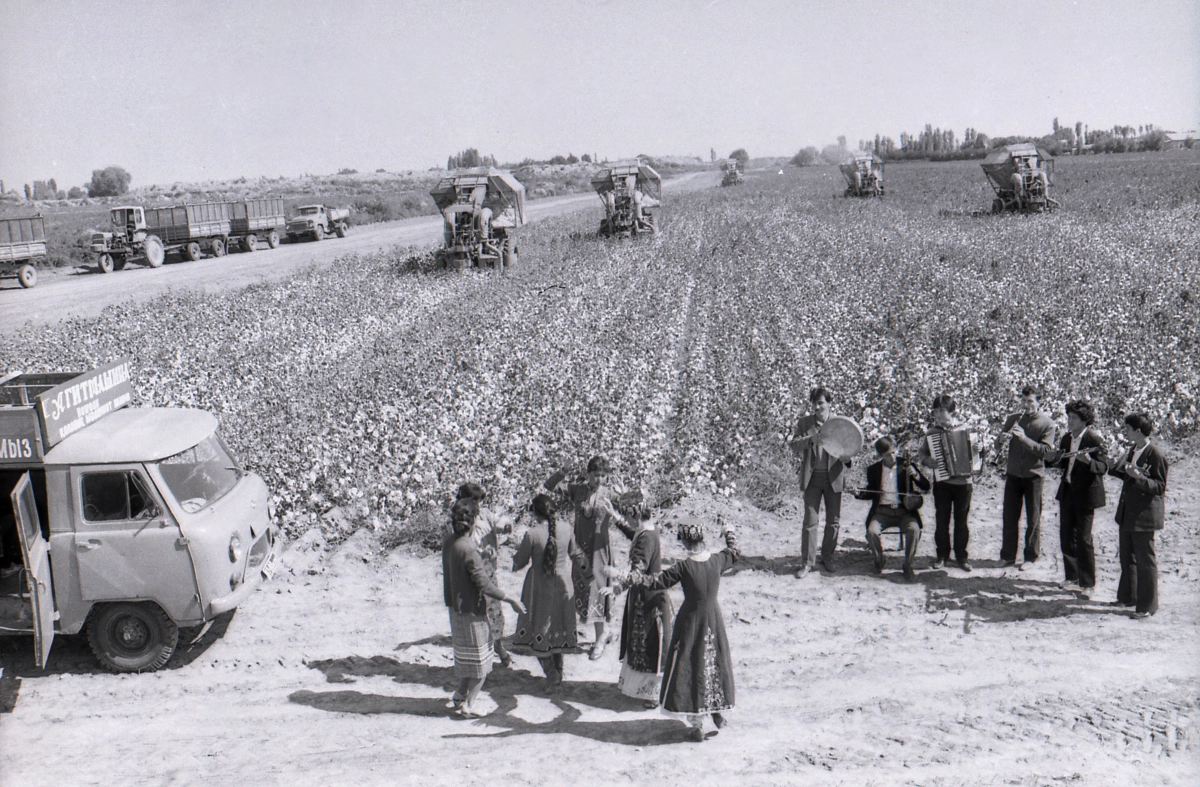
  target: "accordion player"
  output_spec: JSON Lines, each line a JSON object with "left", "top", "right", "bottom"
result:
{"left": 925, "top": 429, "right": 979, "bottom": 482}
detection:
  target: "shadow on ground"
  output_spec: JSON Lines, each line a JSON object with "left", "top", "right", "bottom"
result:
{"left": 0, "top": 609, "right": 235, "bottom": 712}
{"left": 729, "top": 540, "right": 1131, "bottom": 627}
{"left": 291, "top": 654, "right": 692, "bottom": 745}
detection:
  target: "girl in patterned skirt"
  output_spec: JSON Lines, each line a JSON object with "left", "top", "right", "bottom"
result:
{"left": 442, "top": 498, "right": 525, "bottom": 718}
{"left": 455, "top": 483, "right": 515, "bottom": 667}
{"left": 609, "top": 517, "right": 739, "bottom": 741}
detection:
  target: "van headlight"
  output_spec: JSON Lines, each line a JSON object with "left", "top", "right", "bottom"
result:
{"left": 229, "top": 533, "right": 243, "bottom": 563}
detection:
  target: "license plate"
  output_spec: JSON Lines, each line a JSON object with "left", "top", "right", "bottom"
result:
{"left": 260, "top": 551, "right": 278, "bottom": 580}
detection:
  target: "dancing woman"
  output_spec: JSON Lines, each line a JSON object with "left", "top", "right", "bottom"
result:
{"left": 569, "top": 456, "right": 623, "bottom": 659}
{"left": 455, "top": 483, "right": 515, "bottom": 667}
{"left": 602, "top": 501, "right": 674, "bottom": 708}
{"left": 510, "top": 494, "right": 590, "bottom": 685}
{"left": 442, "top": 498, "right": 525, "bottom": 717}
{"left": 608, "top": 518, "right": 739, "bottom": 742}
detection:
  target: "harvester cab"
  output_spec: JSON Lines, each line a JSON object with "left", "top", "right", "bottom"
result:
{"left": 430, "top": 168, "right": 525, "bottom": 271}
{"left": 592, "top": 161, "right": 662, "bottom": 237}
{"left": 839, "top": 153, "right": 885, "bottom": 197}
{"left": 981, "top": 143, "right": 1059, "bottom": 213}
{"left": 720, "top": 159, "right": 745, "bottom": 187}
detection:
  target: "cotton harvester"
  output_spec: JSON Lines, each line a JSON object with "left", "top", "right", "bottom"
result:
{"left": 430, "top": 167, "right": 525, "bottom": 271}
{"left": 720, "top": 159, "right": 744, "bottom": 186}
{"left": 981, "top": 143, "right": 1059, "bottom": 213}
{"left": 592, "top": 161, "right": 662, "bottom": 237}
{"left": 839, "top": 152, "right": 885, "bottom": 197}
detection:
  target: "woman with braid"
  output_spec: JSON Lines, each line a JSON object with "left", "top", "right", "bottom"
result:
{"left": 510, "top": 494, "right": 590, "bottom": 686}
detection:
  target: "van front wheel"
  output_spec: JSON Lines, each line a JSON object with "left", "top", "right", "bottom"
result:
{"left": 87, "top": 602, "right": 179, "bottom": 673}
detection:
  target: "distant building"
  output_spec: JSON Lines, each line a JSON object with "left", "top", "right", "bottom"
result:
{"left": 1163, "top": 131, "right": 1196, "bottom": 150}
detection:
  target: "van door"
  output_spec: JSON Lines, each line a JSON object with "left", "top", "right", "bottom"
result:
{"left": 71, "top": 466, "right": 201, "bottom": 623}
{"left": 11, "top": 472, "right": 55, "bottom": 669}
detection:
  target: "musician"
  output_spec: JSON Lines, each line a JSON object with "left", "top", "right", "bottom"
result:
{"left": 789, "top": 387, "right": 854, "bottom": 576}
{"left": 917, "top": 394, "right": 983, "bottom": 572}
{"left": 1044, "top": 400, "right": 1109, "bottom": 595}
{"left": 1108, "top": 414, "right": 1168, "bottom": 618}
{"left": 993, "top": 386, "right": 1057, "bottom": 569}
{"left": 853, "top": 437, "right": 930, "bottom": 581}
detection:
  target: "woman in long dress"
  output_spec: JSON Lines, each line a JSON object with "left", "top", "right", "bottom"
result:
{"left": 605, "top": 504, "right": 674, "bottom": 708}
{"left": 610, "top": 517, "right": 739, "bottom": 741}
{"left": 442, "top": 498, "right": 525, "bottom": 718}
{"left": 510, "top": 494, "right": 589, "bottom": 685}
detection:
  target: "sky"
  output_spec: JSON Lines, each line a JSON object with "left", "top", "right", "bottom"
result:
{"left": 1, "top": 0, "right": 1197, "bottom": 190}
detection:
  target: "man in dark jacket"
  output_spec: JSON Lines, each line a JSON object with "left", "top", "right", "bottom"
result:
{"left": 852, "top": 437, "right": 931, "bottom": 582}
{"left": 1108, "top": 413, "right": 1169, "bottom": 618}
{"left": 1046, "top": 400, "right": 1109, "bottom": 596}
{"left": 790, "top": 387, "right": 855, "bottom": 576}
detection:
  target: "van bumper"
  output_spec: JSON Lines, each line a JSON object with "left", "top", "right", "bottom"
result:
{"left": 207, "top": 526, "right": 284, "bottom": 617}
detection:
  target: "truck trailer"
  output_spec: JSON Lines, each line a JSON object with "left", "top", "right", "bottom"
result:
{"left": 92, "top": 198, "right": 287, "bottom": 271}
{"left": 0, "top": 215, "right": 47, "bottom": 288}
{"left": 230, "top": 197, "right": 285, "bottom": 252}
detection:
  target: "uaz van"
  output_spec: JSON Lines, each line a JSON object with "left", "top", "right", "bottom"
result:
{"left": 0, "top": 360, "right": 281, "bottom": 672}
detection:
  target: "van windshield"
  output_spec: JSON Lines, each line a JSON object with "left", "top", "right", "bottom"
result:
{"left": 158, "top": 435, "right": 241, "bottom": 514}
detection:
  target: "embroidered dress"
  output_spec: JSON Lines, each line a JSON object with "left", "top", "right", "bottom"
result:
{"left": 572, "top": 485, "right": 618, "bottom": 624}
{"left": 616, "top": 527, "right": 673, "bottom": 701}
{"left": 631, "top": 533, "right": 739, "bottom": 716}
{"left": 510, "top": 523, "right": 588, "bottom": 656}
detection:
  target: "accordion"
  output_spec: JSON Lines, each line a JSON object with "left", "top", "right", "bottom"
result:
{"left": 926, "top": 429, "right": 977, "bottom": 482}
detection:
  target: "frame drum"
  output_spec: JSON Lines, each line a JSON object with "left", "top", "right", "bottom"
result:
{"left": 817, "top": 416, "right": 864, "bottom": 458}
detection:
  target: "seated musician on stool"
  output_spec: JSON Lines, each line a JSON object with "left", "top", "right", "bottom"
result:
{"left": 852, "top": 437, "right": 931, "bottom": 582}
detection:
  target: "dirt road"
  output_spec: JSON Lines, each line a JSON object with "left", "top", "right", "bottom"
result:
{"left": 0, "top": 172, "right": 716, "bottom": 333}
{"left": 3, "top": 461, "right": 1196, "bottom": 786}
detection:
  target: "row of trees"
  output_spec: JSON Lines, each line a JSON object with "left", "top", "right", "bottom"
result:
{"left": 848, "top": 119, "right": 1181, "bottom": 161}
{"left": 9, "top": 166, "right": 131, "bottom": 201}
{"left": 446, "top": 149, "right": 497, "bottom": 170}
{"left": 515, "top": 152, "right": 598, "bottom": 167}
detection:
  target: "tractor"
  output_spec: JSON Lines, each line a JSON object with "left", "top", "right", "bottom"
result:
{"left": 430, "top": 168, "right": 525, "bottom": 271}
{"left": 89, "top": 207, "right": 167, "bottom": 272}
{"left": 839, "top": 152, "right": 885, "bottom": 197}
{"left": 592, "top": 161, "right": 662, "bottom": 237}
{"left": 720, "top": 159, "right": 744, "bottom": 186}
{"left": 981, "top": 143, "right": 1059, "bottom": 213}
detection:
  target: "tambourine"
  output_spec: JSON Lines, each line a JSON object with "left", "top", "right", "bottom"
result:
{"left": 817, "top": 416, "right": 864, "bottom": 458}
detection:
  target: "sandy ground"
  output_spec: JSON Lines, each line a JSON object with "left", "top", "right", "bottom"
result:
{"left": 0, "top": 172, "right": 715, "bottom": 332}
{"left": 2, "top": 455, "right": 1196, "bottom": 787}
